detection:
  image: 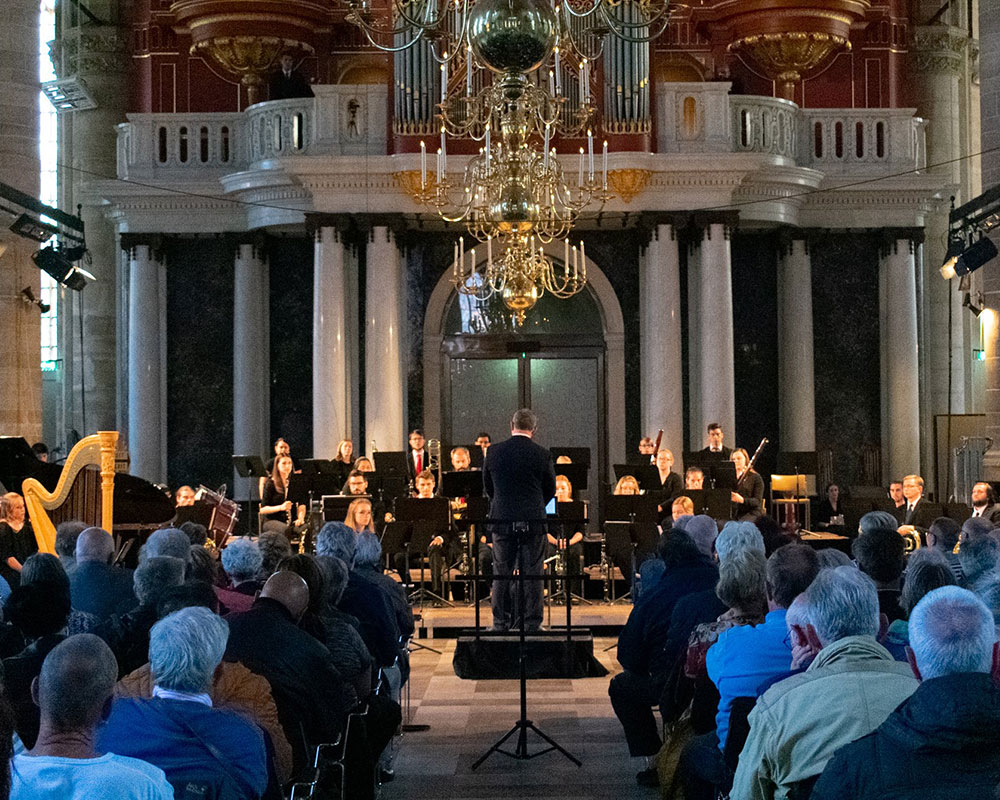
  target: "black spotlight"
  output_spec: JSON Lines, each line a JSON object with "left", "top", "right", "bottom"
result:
{"left": 941, "top": 236, "right": 998, "bottom": 279}
{"left": 31, "top": 244, "right": 94, "bottom": 291}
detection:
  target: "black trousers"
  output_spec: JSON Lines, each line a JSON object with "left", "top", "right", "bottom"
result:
{"left": 491, "top": 528, "right": 545, "bottom": 630}
{"left": 608, "top": 669, "right": 664, "bottom": 757}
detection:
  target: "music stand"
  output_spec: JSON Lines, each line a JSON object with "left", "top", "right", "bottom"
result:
{"left": 603, "top": 495, "right": 660, "bottom": 603}
{"left": 232, "top": 455, "right": 268, "bottom": 535}
{"left": 678, "top": 488, "right": 732, "bottom": 520}
{"left": 173, "top": 502, "right": 213, "bottom": 529}
{"left": 440, "top": 470, "right": 484, "bottom": 500}
{"left": 613, "top": 464, "right": 659, "bottom": 492}
{"left": 471, "top": 520, "right": 581, "bottom": 771}
{"left": 465, "top": 445, "right": 485, "bottom": 469}
{"left": 546, "top": 501, "right": 589, "bottom": 606}
{"left": 394, "top": 497, "right": 454, "bottom": 607}
{"left": 554, "top": 462, "right": 589, "bottom": 492}
{"left": 777, "top": 452, "right": 819, "bottom": 475}
{"left": 374, "top": 451, "right": 408, "bottom": 480}
{"left": 550, "top": 447, "right": 591, "bottom": 467}
{"left": 705, "top": 462, "right": 737, "bottom": 491}
{"left": 322, "top": 493, "right": 371, "bottom": 523}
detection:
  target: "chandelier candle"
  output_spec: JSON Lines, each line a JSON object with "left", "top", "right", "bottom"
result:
{"left": 421, "top": 140, "right": 427, "bottom": 189}
{"left": 441, "top": 55, "right": 448, "bottom": 104}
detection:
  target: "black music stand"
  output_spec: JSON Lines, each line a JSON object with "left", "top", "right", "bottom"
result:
{"left": 374, "top": 451, "right": 408, "bottom": 480}
{"left": 678, "top": 488, "right": 732, "bottom": 520}
{"left": 322, "top": 493, "right": 371, "bottom": 523}
{"left": 465, "top": 445, "right": 486, "bottom": 469}
{"left": 550, "top": 447, "right": 591, "bottom": 467}
{"left": 440, "top": 470, "right": 484, "bottom": 500}
{"left": 613, "top": 463, "right": 660, "bottom": 492}
{"left": 471, "top": 520, "right": 582, "bottom": 771}
{"left": 546, "top": 501, "right": 590, "bottom": 606}
{"left": 173, "top": 502, "right": 213, "bottom": 529}
{"left": 394, "top": 497, "right": 454, "bottom": 607}
{"left": 603, "top": 495, "right": 660, "bottom": 603}
{"left": 440, "top": 471, "right": 486, "bottom": 603}
{"left": 554, "top": 462, "right": 589, "bottom": 492}
{"left": 232, "top": 455, "right": 268, "bottom": 535}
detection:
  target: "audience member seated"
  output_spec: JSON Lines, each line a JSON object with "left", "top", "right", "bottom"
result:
{"left": 859, "top": 510, "right": 900, "bottom": 537}
{"left": 730, "top": 566, "right": 919, "bottom": 800}
{"left": 813, "top": 586, "right": 1000, "bottom": 800}
{"left": 609, "top": 523, "right": 720, "bottom": 787}
{"left": 97, "top": 557, "right": 185, "bottom": 678}
{"left": 959, "top": 534, "right": 999, "bottom": 591}
{"left": 852, "top": 522, "right": 906, "bottom": 623}
{"left": 224, "top": 571, "right": 356, "bottom": 773}
{"left": 178, "top": 521, "right": 207, "bottom": 548}
{"left": 69, "top": 528, "right": 136, "bottom": 621}
{"left": 116, "top": 581, "right": 294, "bottom": 782}
{"left": 4, "top": 582, "right": 71, "bottom": 749}
{"left": 273, "top": 554, "right": 332, "bottom": 643}
{"left": 316, "top": 522, "right": 401, "bottom": 668}
{"left": 355, "top": 531, "right": 415, "bottom": 644}
{"left": 11, "top": 635, "right": 173, "bottom": 800}
{"left": 20, "top": 553, "right": 99, "bottom": 635}
{"left": 53, "top": 520, "right": 87, "bottom": 576}
{"left": 661, "top": 522, "right": 767, "bottom": 725}
{"left": 185, "top": 545, "right": 219, "bottom": 586}
{"left": 100, "top": 607, "right": 270, "bottom": 798}
{"left": 753, "top": 515, "right": 795, "bottom": 556}
{"left": 815, "top": 548, "right": 852, "bottom": 570}
{"left": 679, "top": 543, "right": 819, "bottom": 800}
{"left": 139, "top": 528, "right": 191, "bottom": 568}
{"left": 882, "top": 548, "right": 956, "bottom": 661}
{"left": 257, "top": 530, "right": 293, "bottom": 576}
{"left": 313, "top": 556, "right": 374, "bottom": 699}
{"left": 926, "top": 516, "right": 964, "bottom": 581}
{"left": 218, "top": 537, "right": 264, "bottom": 613}
{"left": 960, "top": 515, "right": 994, "bottom": 546}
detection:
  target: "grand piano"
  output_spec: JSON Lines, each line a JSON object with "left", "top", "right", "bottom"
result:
{"left": 0, "top": 433, "right": 174, "bottom": 557}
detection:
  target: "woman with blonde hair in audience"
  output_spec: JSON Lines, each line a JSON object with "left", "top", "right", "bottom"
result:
{"left": 345, "top": 498, "right": 376, "bottom": 534}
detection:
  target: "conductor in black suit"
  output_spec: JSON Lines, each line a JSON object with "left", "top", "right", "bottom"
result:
{"left": 699, "top": 422, "right": 732, "bottom": 463}
{"left": 269, "top": 53, "right": 314, "bottom": 101}
{"left": 483, "top": 408, "right": 556, "bottom": 632}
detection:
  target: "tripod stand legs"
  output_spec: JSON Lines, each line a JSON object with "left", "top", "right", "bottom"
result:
{"left": 471, "top": 719, "right": 583, "bottom": 769}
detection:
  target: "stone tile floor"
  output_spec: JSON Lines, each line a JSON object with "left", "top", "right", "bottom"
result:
{"left": 383, "top": 636, "right": 657, "bottom": 800}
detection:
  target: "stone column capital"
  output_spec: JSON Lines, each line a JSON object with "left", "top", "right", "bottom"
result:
{"left": 911, "top": 25, "right": 971, "bottom": 74}
{"left": 119, "top": 233, "right": 164, "bottom": 260}
{"left": 878, "top": 228, "right": 926, "bottom": 258}
{"left": 54, "top": 25, "right": 130, "bottom": 78}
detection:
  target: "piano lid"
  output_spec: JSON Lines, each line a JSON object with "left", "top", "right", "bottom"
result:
{"left": 0, "top": 436, "right": 174, "bottom": 526}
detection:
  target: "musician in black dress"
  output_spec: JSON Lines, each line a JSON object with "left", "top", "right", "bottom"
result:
{"left": 816, "top": 483, "right": 845, "bottom": 529}
{"left": 260, "top": 455, "right": 305, "bottom": 538}
{"left": 332, "top": 439, "right": 355, "bottom": 486}
{"left": 653, "top": 449, "right": 682, "bottom": 498}
{"left": 730, "top": 448, "right": 764, "bottom": 520}
{"left": 546, "top": 475, "right": 584, "bottom": 575}
{"left": 0, "top": 492, "right": 38, "bottom": 588}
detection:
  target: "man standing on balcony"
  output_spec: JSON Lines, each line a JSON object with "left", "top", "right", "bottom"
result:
{"left": 269, "top": 52, "right": 313, "bottom": 101}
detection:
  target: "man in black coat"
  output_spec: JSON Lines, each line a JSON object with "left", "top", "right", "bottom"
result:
{"left": 224, "top": 571, "right": 356, "bottom": 773}
{"left": 698, "top": 423, "right": 732, "bottom": 463}
{"left": 269, "top": 53, "right": 314, "bottom": 100}
{"left": 482, "top": 408, "right": 556, "bottom": 632}
{"left": 812, "top": 585, "right": 1000, "bottom": 800}
{"left": 68, "top": 527, "right": 136, "bottom": 621}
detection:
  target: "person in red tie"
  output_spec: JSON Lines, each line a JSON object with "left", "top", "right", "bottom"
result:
{"left": 407, "top": 430, "right": 429, "bottom": 484}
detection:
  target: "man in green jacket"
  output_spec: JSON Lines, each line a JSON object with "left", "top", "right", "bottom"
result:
{"left": 730, "top": 566, "right": 919, "bottom": 800}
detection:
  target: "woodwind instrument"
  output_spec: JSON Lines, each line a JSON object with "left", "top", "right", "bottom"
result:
{"left": 738, "top": 437, "right": 769, "bottom": 482}
{"left": 651, "top": 429, "right": 663, "bottom": 463}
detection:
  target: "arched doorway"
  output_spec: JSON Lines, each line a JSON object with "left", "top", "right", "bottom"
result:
{"left": 422, "top": 245, "right": 625, "bottom": 516}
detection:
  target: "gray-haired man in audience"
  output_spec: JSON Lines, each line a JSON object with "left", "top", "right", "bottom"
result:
{"left": 730, "top": 566, "right": 919, "bottom": 800}
{"left": 11, "top": 634, "right": 173, "bottom": 799}
{"left": 812, "top": 585, "right": 1000, "bottom": 799}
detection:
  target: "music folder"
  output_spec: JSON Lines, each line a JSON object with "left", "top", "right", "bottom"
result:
{"left": 554, "top": 462, "right": 588, "bottom": 491}
{"left": 441, "top": 470, "right": 484, "bottom": 499}
{"left": 613, "top": 464, "right": 659, "bottom": 492}
{"left": 322, "top": 493, "right": 371, "bottom": 523}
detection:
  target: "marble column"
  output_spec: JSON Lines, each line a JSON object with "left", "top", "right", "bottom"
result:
{"left": 881, "top": 238, "right": 922, "bottom": 483}
{"left": 777, "top": 239, "right": 816, "bottom": 451}
{"left": 126, "top": 242, "right": 166, "bottom": 483}
{"left": 913, "top": 24, "right": 974, "bottom": 491}
{"left": 640, "top": 224, "right": 683, "bottom": 455}
{"left": 0, "top": 0, "right": 42, "bottom": 440}
{"left": 58, "top": 19, "right": 132, "bottom": 432}
{"left": 233, "top": 243, "right": 270, "bottom": 500}
{"left": 313, "top": 227, "right": 358, "bottom": 457}
{"left": 365, "top": 226, "right": 406, "bottom": 452}
{"left": 690, "top": 222, "right": 736, "bottom": 444}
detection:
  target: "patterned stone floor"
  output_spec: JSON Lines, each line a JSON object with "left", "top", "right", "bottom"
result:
{"left": 383, "top": 636, "right": 657, "bottom": 800}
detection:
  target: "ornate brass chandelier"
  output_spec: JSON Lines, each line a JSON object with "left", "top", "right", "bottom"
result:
{"left": 347, "top": 0, "right": 675, "bottom": 323}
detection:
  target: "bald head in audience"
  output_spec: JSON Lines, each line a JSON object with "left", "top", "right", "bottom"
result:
{"left": 33, "top": 634, "right": 117, "bottom": 739}
{"left": 260, "top": 570, "right": 310, "bottom": 621}
{"left": 74, "top": 528, "right": 114, "bottom": 564}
